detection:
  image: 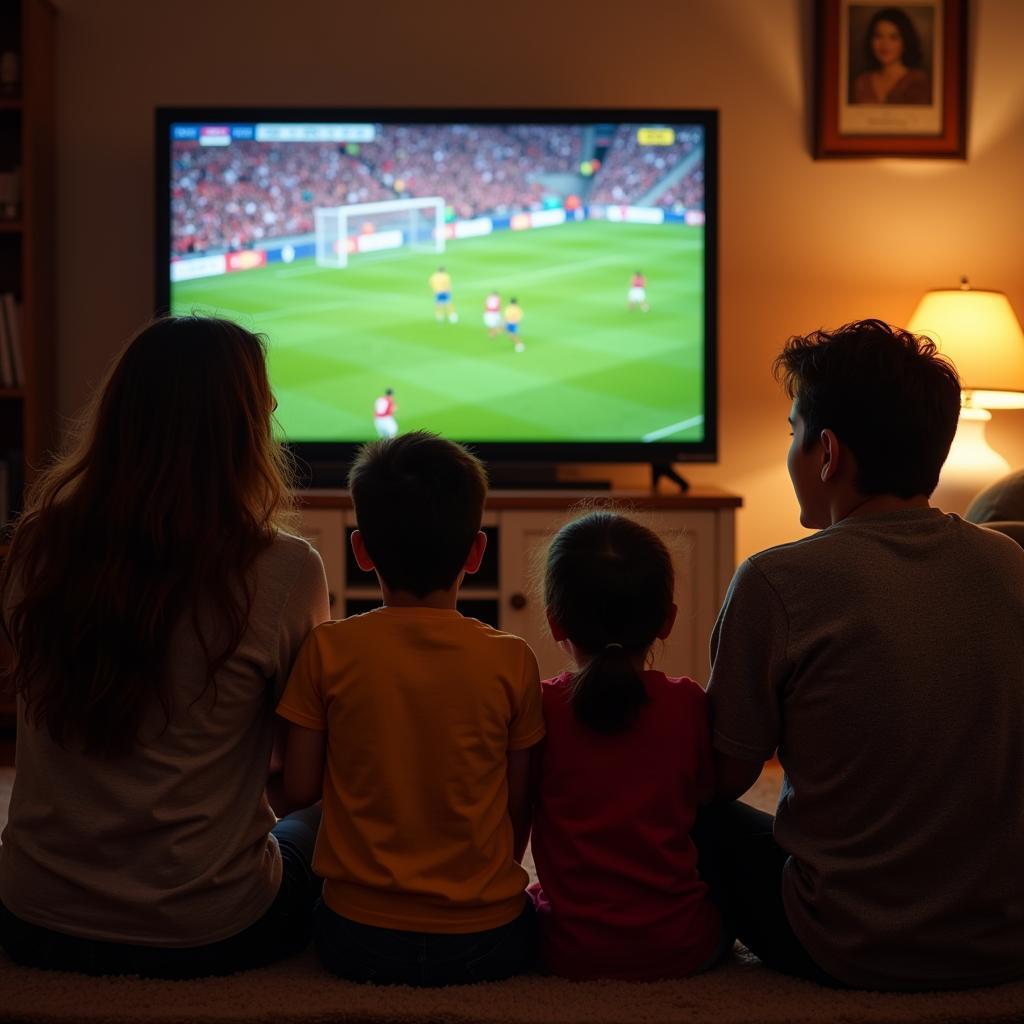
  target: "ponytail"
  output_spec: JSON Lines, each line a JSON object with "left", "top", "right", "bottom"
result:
{"left": 545, "top": 509, "right": 674, "bottom": 738}
{"left": 567, "top": 643, "right": 650, "bottom": 736}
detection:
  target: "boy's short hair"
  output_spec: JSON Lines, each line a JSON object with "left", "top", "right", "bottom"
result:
{"left": 773, "top": 319, "right": 962, "bottom": 498}
{"left": 347, "top": 431, "right": 488, "bottom": 597}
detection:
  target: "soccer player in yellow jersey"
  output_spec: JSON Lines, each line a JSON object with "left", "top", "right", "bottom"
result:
{"left": 504, "top": 297, "right": 524, "bottom": 353}
{"left": 429, "top": 266, "right": 458, "bottom": 323}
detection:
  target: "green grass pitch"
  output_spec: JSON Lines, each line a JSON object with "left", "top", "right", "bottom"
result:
{"left": 172, "top": 220, "right": 706, "bottom": 444}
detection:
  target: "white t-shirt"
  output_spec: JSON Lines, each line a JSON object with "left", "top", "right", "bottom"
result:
{"left": 0, "top": 532, "right": 330, "bottom": 947}
{"left": 708, "top": 509, "right": 1024, "bottom": 990}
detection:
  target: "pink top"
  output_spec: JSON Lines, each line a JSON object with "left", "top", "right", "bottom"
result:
{"left": 529, "top": 670, "right": 721, "bottom": 980}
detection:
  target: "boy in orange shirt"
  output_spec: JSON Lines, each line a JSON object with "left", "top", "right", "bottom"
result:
{"left": 277, "top": 431, "right": 544, "bottom": 986}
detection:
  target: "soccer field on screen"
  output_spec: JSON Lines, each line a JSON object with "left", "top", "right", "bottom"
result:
{"left": 172, "top": 220, "right": 706, "bottom": 444}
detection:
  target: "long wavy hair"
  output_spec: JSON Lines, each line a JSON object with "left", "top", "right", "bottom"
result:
{"left": 0, "top": 316, "right": 296, "bottom": 757}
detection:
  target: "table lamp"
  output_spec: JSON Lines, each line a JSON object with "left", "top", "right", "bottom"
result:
{"left": 907, "top": 278, "right": 1024, "bottom": 513}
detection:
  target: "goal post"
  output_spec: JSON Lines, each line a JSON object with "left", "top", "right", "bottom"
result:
{"left": 314, "top": 197, "right": 446, "bottom": 268}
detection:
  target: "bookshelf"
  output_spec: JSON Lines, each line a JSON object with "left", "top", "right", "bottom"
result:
{"left": 0, "top": 0, "right": 56, "bottom": 728}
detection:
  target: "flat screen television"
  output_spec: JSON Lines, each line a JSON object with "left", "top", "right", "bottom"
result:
{"left": 155, "top": 108, "right": 717, "bottom": 480}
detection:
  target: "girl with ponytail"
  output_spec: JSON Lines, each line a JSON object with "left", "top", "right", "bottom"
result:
{"left": 528, "top": 510, "right": 729, "bottom": 980}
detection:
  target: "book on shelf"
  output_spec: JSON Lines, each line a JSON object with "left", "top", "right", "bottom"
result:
{"left": 0, "top": 459, "right": 8, "bottom": 532}
{"left": 1, "top": 450, "right": 22, "bottom": 535}
{"left": 0, "top": 295, "right": 12, "bottom": 388}
{"left": 0, "top": 293, "right": 22, "bottom": 388}
{"left": 3, "top": 294, "right": 21, "bottom": 387}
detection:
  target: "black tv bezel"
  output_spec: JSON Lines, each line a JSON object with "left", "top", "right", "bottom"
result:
{"left": 155, "top": 106, "right": 718, "bottom": 470}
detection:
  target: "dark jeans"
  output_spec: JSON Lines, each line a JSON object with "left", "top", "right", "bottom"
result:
{"left": 315, "top": 898, "right": 538, "bottom": 986}
{"left": 0, "top": 806, "right": 322, "bottom": 979}
{"left": 693, "top": 800, "right": 844, "bottom": 988}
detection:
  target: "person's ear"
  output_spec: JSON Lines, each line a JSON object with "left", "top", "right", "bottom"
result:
{"left": 464, "top": 530, "right": 487, "bottom": 575}
{"left": 546, "top": 607, "right": 568, "bottom": 642}
{"left": 350, "top": 530, "right": 375, "bottom": 572}
{"left": 656, "top": 602, "right": 678, "bottom": 640}
{"left": 820, "top": 429, "right": 841, "bottom": 483}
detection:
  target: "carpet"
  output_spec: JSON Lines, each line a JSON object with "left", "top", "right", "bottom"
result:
{"left": 3, "top": 767, "right": 1024, "bottom": 1023}
{"left": 4, "top": 945, "right": 1024, "bottom": 1024}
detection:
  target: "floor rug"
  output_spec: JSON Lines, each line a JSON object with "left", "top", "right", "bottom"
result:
{"left": 3, "top": 945, "right": 1024, "bottom": 1024}
{"left": 3, "top": 767, "right": 1023, "bottom": 1023}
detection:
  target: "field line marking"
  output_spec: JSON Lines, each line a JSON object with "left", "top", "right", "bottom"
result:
{"left": 642, "top": 415, "right": 704, "bottom": 442}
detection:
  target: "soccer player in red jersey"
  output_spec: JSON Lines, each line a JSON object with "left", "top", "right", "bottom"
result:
{"left": 484, "top": 290, "right": 502, "bottom": 338}
{"left": 373, "top": 388, "right": 398, "bottom": 438}
{"left": 628, "top": 271, "right": 649, "bottom": 313}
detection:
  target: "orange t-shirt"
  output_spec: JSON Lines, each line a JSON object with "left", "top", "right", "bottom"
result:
{"left": 277, "top": 606, "right": 545, "bottom": 933}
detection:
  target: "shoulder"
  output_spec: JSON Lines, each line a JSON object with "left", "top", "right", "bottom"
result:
{"left": 253, "top": 531, "right": 325, "bottom": 592}
{"left": 852, "top": 70, "right": 874, "bottom": 97}
{"left": 650, "top": 671, "right": 707, "bottom": 707}
{"left": 958, "top": 516, "right": 1024, "bottom": 567}
{"left": 258, "top": 531, "right": 320, "bottom": 570}
{"left": 467, "top": 618, "right": 535, "bottom": 652}
{"left": 297, "top": 614, "right": 354, "bottom": 660}
{"left": 743, "top": 527, "right": 845, "bottom": 583}
{"left": 540, "top": 672, "right": 573, "bottom": 714}
{"left": 441, "top": 617, "right": 540, "bottom": 677}
{"left": 542, "top": 671, "right": 572, "bottom": 694}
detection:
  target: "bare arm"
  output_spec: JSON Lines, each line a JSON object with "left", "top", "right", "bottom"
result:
{"left": 507, "top": 747, "right": 534, "bottom": 863}
{"left": 280, "top": 721, "right": 327, "bottom": 812}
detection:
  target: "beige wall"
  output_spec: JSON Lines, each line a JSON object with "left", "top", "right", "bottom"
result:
{"left": 53, "top": 0, "right": 1024, "bottom": 561}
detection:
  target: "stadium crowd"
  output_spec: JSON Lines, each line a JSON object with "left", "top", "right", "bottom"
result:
{"left": 587, "top": 125, "right": 702, "bottom": 207}
{"left": 171, "top": 123, "right": 701, "bottom": 256}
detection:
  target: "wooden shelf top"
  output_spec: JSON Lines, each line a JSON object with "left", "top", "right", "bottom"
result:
{"left": 0, "top": 96, "right": 22, "bottom": 110}
{"left": 0, "top": 219, "right": 23, "bottom": 233}
{"left": 0, "top": 387, "right": 24, "bottom": 399}
{"left": 299, "top": 488, "right": 742, "bottom": 511}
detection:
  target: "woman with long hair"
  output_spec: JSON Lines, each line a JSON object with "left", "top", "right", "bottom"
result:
{"left": 0, "top": 316, "right": 330, "bottom": 977}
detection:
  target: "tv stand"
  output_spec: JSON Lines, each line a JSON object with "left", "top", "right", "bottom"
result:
{"left": 295, "top": 490, "right": 741, "bottom": 681}
{"left": 651, "top": 462, "right": 690, "bottom": 493}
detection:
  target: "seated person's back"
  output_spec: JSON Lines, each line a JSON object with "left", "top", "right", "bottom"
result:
{"left": 278, "top": 432, "right": 544, "bottom": 985}
{"left": 529, "top": 511, "right": 724, "bottom": 981}
{"left": 708, "top": 319, "right": 1024, "bottom": 991}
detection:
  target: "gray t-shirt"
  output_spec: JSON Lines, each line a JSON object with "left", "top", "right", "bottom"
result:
{"left": 0, "top": 532, "right": 330, "bottom": 947}
{"left": 707, "top": 508, "right": 1024, "bottom": 990}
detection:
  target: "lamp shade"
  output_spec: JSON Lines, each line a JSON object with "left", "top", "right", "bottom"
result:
{"left": 906, "top": 284, "right": 1024, "bottom": 409}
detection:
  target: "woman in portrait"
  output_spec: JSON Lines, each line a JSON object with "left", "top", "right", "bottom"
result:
{"left": 852, "top": 7, "right": 932, "bottom": 105}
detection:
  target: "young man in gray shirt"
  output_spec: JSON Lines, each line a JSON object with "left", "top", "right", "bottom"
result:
{"left": 705, "top": 319, "right": 1024, "bottom": 991}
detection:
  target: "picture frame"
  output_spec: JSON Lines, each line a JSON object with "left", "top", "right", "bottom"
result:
{"left": 814, "top": 0, "right": 967, "bottom": 158}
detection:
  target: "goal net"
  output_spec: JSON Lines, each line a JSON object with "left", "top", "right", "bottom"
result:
{"left": 314, "top": 197, "right": 445, "bottom": 268}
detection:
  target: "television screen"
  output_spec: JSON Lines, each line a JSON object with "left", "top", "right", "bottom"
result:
{"left": 156, "top": 108, "right": 717, "bottom": 465}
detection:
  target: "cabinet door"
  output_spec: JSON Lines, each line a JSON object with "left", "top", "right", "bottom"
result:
{"left": 498, "top": 510, "right": 719, "bottom": 682}
{"left": 295, "top": 508, "right": 346, "bottom": 618}
{"left": 498, "top": 511, "right": 568, "bottom": 680}
{"left": 645, "top": 511, "right": 717, "bottom": 682}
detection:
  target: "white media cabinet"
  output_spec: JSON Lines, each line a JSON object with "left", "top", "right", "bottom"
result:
{"left": 298, "top": 490, "right": 741, "bottom": 683}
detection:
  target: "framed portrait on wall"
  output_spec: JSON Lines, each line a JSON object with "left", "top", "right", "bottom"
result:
{"left": 814, "top": 0, "right": 967, "bottom": 157}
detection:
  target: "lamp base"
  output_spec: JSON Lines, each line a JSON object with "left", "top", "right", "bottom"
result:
{"left": 931, "top": 408, "right": 1011, "bottom": 516}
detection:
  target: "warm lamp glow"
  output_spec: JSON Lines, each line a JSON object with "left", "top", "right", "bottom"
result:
{"left": 907, "top": 280, "right": 1024, "bottom": 409}
{"left": 907, "top": 279, "right": 1024, "bottom": 514}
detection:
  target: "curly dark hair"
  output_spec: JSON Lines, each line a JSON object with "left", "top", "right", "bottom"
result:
{"left": 773, "top": 319, "right": 961, "bottom": 498}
